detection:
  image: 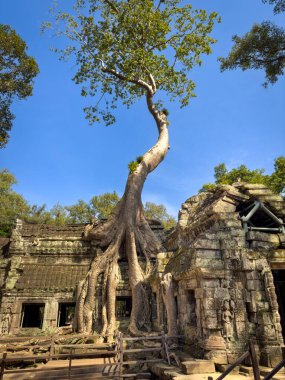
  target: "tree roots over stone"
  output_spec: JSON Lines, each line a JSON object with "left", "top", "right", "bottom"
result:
{"left": 72, "top": 195, "right": 163, "bottom": 336}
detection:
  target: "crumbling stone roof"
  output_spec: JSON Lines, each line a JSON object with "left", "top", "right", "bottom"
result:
{"left": 21, "top": 223, "right": 86, "bottom": 238}
{"left": 15, "top": 264, "right": 89, "bottom": 290}
{"left": 236, "top": 183, "right": 285, "bottom": 218}
{"left": 164, "top": 183, "right": 285, "bottom": 275}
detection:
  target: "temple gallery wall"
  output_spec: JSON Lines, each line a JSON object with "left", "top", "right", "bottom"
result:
{"left": 0, "top": 183, "right": 284, "bottom": 367}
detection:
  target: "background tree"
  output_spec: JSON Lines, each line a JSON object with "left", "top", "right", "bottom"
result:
{"left": 144, "top": 202, "right": 176, "bottom": 230}
{"left": 0, "top": 169, "right": 30, "bottom": 236}
{"left": 219, "top": 0, "right": 285, "bottom": 86}
{"left": 90, "top": 192, "right": 120, "bottom": 219}
{"left": 0, "top": 168, "right": 177, "bottom": 233}
{"left": 65, "top": 200, "right": 93, "bottom": 223}
{"left": 46, "top": 0, "right": 219, "bottom": 334}
{"left": 200, "top": 156, "right": 285, "bottom": 195}
{"left": 0, "top": 24, "right": 39, "bottom": 148}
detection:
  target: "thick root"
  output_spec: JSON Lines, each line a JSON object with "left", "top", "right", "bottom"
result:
{"left": 74, "top": 202, "right": 163, "bottom": 335}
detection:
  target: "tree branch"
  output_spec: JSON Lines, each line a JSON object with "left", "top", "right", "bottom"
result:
{"left": 102, "top": 0, "right": 119, "bottom": 14}
{"left": 148, "top": 73, "right": 157, "bottom": 93}
{"left": 102, "top": 66, "right": 153, "bottom": 93}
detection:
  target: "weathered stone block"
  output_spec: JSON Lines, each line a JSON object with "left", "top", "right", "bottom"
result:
{"left": 251, "top": 241, "right": 278, "bottom": 250}
{"left": 203, "top": 298, "right": 216, "bottom": 310}
{"left": 260, "top": 346, "right": 283, "bottom": 367}
{"left": 202, "top": 316, "right": 219, "bottom": 329}
{"left": 181, "top": 359, "right": 215, "bottom": 374}
{"left": 195, "top": 288, "right": 203, "bottom": 299}
{"left": 203, "top": 288, "right": 216, "bottom": 298}
{"left": 246, "top": 280, "right": 264, "bottom": 291}
{"left": 214, "top": 287, "right": 230, "bottom": 300}
{"left": 202, "top": 279, "right": 220, "bottom": 288}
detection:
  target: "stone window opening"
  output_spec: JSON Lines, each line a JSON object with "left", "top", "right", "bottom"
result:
{"left": 57, "top": 303, "right": 76, "bottom": 327}
{"left": 20, "top": 303, "right": 45, "bottom": 328}
{"left": 116, "top": 296, "right": 132, "bottom": 319}
{"left": 238, "top": 201, "right": 284, "bottom": 233}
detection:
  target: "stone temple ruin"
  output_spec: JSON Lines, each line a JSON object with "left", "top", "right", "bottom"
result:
{"left": 0, "top": 183, "right": 284, "bottom": 368}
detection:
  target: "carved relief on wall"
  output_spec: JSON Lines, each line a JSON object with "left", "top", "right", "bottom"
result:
{"left": 0, "top": 307, "right": 12, "bottom": 335}
{"left": 222, "top": 299, "right": 235, "bottom": 342}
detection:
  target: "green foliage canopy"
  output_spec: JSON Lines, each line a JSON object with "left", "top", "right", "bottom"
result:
{"left": 200, "top": 156, "right": 285, "bottom": 195}
{"left": 262, "top": 0, "right": 285, "bottom": 14}
{"left": 0, "top": 24, "right": 39, "bottom": 148}
{"left": 144, "top": 201, "right": 176, "bottom": 229}
{"left": 46, "top": 0, "right": 219, "bottom": 125}
{"left": 90, "top": 191, "right": 120, "bottom": 219}
{"left": 220, "top": 1, "right": 285, "bottom": 86}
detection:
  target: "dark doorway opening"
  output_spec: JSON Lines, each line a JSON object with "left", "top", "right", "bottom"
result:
{"left": 116, "top": 297, "right": 132, "bottom": 319}
{"left": 187, "top": 290, "right": 197, "bottom": 326}
{"left": 21, "top": 303, "right": 45, "bottom": 328}
{"left": 272, "top": 270, "right": 285, "bottom": 339}
{"left": 58, "top": 303, "right": 76, "bottom": 327}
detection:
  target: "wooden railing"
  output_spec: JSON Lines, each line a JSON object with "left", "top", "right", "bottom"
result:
{"left": 208, "top": 341, "right": 285, "bottom": 380}
{"left": 0, "top": 332, "right": 179, "bottom": 379}
{"left": 0, "top": 333, "right": 117, "bottom": 379}
{"left": 212, "top": 340, "right": 260, "bottom": 380}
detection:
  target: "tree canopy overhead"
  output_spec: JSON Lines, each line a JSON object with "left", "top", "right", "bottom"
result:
{"left": 0, "top": 24, "right": 39, "bottom": 148}
{"left": 262, "top": 0, "right": 285, "bottom": 14}
{"left": 48, "top": 0, "right": 219, "bottom": 125}
{"left": 220, "top": 0, "right": 285, "bottom": 86}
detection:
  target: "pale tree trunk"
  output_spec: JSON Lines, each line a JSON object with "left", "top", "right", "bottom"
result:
{"left": 73, "top": 79, "right": 169, "bottom": 335}
{"left": 161, "top": 273, "right": 178, "bottom": 337}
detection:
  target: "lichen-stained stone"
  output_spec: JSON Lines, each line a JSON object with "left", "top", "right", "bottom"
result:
{"left": 202, "top": 279, "right": 220, "bottom": 288}
{"left": 162, "top": 183, "right": 285, "bottom": 366}
{"left": 246, "top": 279, "right": 264, "bottom": 291}
{"left": 247, "top": 231, "right": 280, "bottom": 244}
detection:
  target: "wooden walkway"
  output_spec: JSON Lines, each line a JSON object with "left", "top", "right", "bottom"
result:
{"left": 0, "top": 332, "right": 171, "bottom": 379}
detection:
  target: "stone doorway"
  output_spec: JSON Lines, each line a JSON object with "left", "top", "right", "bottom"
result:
{"left": 57, "top": 303, "right": 76, "bottom": 327}
{"left": 116, "top": 297, "right": 132, "bottom": 319}
{"left": 21, "top": 303, "right": 45, "bottom": 328}
{"left": 272, "top": 270, "right": 285, "bottom": 339}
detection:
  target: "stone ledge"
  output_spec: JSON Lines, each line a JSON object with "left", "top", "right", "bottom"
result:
{"left": 181, "top": 359, "right": 215, "bottom": 375}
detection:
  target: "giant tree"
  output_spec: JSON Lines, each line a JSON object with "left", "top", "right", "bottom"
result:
{"left": 0, "top": 24, "right": 39, "bottom": 148}
{"left": 48, "top": 0, "right": 219, "bottom": 335}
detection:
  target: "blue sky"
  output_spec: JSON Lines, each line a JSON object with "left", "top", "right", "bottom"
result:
{"left": 0, "top": 0, "right": 284, "bottom": 218}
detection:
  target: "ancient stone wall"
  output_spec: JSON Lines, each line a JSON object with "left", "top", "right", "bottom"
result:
{"left": 162, "top": 184, "right": 285, "bottom": 367}
{"left": 0, "top": 219, "right": 164, "bottom": 335}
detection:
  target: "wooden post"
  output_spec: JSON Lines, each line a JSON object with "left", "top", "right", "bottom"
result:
{"left": 0, "top": 353, "right": 7, "bottom": 380}
{"left": 49, "top": 334, "right": 55, "bottom": 361}
{"left": 249, "top": 340, "right": 261, "bottom": 380}
{"left": 164, "top": 335, "right": 171, "bottom": 365}
{"left": 119, "top": 332, "right": 124, "bottom": 379}
{"left": 68, "top": 348, "right": 73, "bottom": 379}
